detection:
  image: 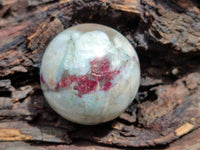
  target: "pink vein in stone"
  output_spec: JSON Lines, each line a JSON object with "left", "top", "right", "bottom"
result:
{"left": 90, "top": 57, "right": 120, "bottom": 91}
{"left": 55, "top": 57, "right": 120, "bottom": 98}
{"left": 90, "top": 57, "right": 110, "bottom": 81}
{"left": 133, "top": 56, "right": 136, "bottom": 61}
{"left": 56, "top": 75, "right": 76, "bottom": 88}
{"left": 74, "top": 76, "right": 98, "bottom": 98}
{"left": 100, "top": 81, "right": 112, "bottom": 91}
{"left": 40, "top": 74, "right": 46, "bottom": 84}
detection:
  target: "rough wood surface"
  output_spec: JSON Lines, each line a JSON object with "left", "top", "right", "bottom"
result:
{"left": 0, "top": 0, "right": 200, "bottom": 149}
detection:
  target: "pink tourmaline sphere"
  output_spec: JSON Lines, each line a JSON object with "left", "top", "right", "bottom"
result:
{"left": 40, "top": 24, "right": 140, "bottom": 125}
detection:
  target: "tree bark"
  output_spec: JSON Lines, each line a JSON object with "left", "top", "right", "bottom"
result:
{"left": 0, "top": 0, "right": 200, "bottom": 149}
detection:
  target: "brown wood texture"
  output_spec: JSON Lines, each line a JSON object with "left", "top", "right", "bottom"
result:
{"left": 0, "top": 0, "right": 200, "bottom": 149}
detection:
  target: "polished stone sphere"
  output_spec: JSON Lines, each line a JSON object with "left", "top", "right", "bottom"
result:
{"left": 40, "top": 23, "right": 140, "bottom": 125}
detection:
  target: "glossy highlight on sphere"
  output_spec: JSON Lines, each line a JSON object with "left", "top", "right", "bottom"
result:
{"left": 40, "top": 23, "right": 140, "bottom": 125}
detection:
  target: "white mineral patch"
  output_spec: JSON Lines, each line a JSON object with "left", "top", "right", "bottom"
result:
{"left": 63, "top": 30, "right": 136, "bottom": 76}
{"left": 64, "top": 30, "right": 119, "bottom": 75}
{"left": 41, "top": 33, "right": 71, "bottom": 87}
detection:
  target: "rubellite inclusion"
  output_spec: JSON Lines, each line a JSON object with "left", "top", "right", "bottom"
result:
{"left": 40, "top": 23, "right": 140, "bottom": 125}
